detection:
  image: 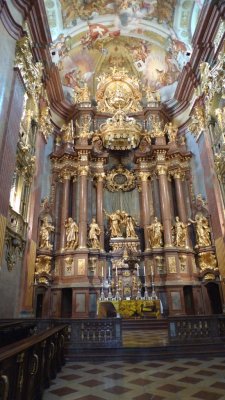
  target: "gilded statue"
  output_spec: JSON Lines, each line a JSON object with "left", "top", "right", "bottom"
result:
{"left": 61, "top": 120, "right": 74, "bottom": 143}
{"left": 74, "top": 82, "right": 91, "bottom": 103}
{"left": 164, "top": 122, "right": 178, "bottom": 142}
{"left": 104, "top": 209, "right": 122, "bottom": 237}
{"left": 76, "top": 115, "right": 92, "bottom": 138}
{"left": 125, "top": 215, "right": 138, "bottom": 238}
{"left": 89, "top": 218, "right": 101, "bottom": 249}
{"left": 173, "top": 216, "right": 189, "bottom": 247}
{"left": 65, "top": 217, "right": 78, "bottom": 250}
{"left": 39, "top": 217, "right": 54, "bottom": 250}
{"left": 189, "top": 213, "right": 211, "bottom": 247}
{"left": 147, "top": 217, "right": 163, "bottom": 248}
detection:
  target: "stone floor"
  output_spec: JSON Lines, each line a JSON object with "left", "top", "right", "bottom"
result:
{"left": 43, "top": 357, "right": 225, "bottom": 400}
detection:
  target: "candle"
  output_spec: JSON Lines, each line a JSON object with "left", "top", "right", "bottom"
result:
{"left": 151, "top": 265, "right": 154, "bottom": 276}
{"left": 108, "top": 266, "right": 111, "bottom": 278}
{"left": 116, "top": 266, "right": 118, "bottom": 276}
{"left": 143, "top": 265, "right": 146, "bottom": 276}
{"left": 102, "top": 266, "right": 104, "bottom": 277}
{"left": 136, "top": 264, "right": 139, "bottom": 276}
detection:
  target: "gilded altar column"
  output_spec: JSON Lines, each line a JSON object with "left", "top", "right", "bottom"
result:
{"left": 95, "top": 172, "right": 105, "bottom": 250}
{"left": 157, "top": 166, "right": 173, "bottom": 247}
{"left": 78, "top": 165, "right": 89, "bottom": 248}
{"left": 138, "top": 171, "right": 151, "bottom": 250}
{"left": 59, "top": 172, "right": 70, "bottom": 250}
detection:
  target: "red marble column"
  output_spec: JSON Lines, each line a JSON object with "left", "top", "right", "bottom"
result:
{"left": 157, "top": 166, "right": 173, "bottom": 246}
{"left": 174, "top": 170, "right": 191, "bottom": 248}
{"left": 173, "top": 171, "right": 186, "bottom": 222}
{"left": 95, "top": 173, "right": 105, "bottom": 250}
{"left": 78, "top": 166, "right": 89, "bottom": 248}
{"left": 60, "top": 173, "right": 70, "bottom": 250}
{"left": 71, "top": 177, "right": 77, "bottom": 221}
{"left": 139, "top": 172, "right": 151, "bottom": 250}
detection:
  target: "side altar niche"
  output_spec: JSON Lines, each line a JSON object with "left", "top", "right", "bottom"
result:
{"left": 35, "top": 67, "right": 219, "bottom": 318}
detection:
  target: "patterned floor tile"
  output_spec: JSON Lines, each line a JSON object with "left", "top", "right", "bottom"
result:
{"left": 192, "top": 390, "right": 223, "bottom": 399}
{"left": 211, "top": 381, "right": 225, "bottom": 390}
{"left": 49, "top": 387, "right": 77, "bottom": 396}
{"left": 150, "top": 372, "right": 173, "bottom": 378}
{"left": 157, "top": 383, "right": 184, "bottom": 393}
{"left": 75, "top": 396, "right": 105, "bottom": 400}
{"left": 133, "top": 394, "right": 165, "bottom": 400}
{"left": 178, "top": 376, "right": 203, "bottom": 384}
{"left": 86, "top": 369, "right": 104, "bottom": 374}
{"left": 129, "top": 378, "right": 152, "bottom": 386}
{"left": 104, "top": 373, "right": 126, "bottom": 379}
{"left": 103, "top": 385, "right": 131, "bottom": 394}
{"left": 80, "top": 379, "right": 102, "bottom": 387}
{"left": 60, "top": 374, "right": 81, "bottom": 380}
{"left": 195, "top": 369, "right": 215, "bottom": 376}
{"left": 43, "top": 358, "right": 225, "bottom": 400}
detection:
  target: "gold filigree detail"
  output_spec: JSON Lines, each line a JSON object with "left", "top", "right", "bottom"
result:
{"left": 78, "top": 165, "right": 89, "bottom": 176}
{"left": 198, "top": 252, "right": 217, "bottom": 272}
{"left": 156, "top": 165, "right": 167, "bottom": 175}
{"left": 61, "top": 120, "right": 74, "bottom": 143}
{"left": 168, "top": 256, "right": 176, "bottom": 273}
{"left": 105, "top": 165, "right": 136, "bottom": 192}
{"left": 96, "top": 67, "right": 141, "bottom": 113}
{"left": 99, "top": 109, "right": 142, "bottom": 150}
{"left": 74, "top": 82, "right": 91, "bottom": 103}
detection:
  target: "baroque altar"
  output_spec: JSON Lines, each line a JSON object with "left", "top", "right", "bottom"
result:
{"left": 35, "top": 67, "right": 218, "bottom": 318}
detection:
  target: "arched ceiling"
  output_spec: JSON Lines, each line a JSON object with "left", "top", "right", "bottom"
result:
{"left": 44, "top": 0, "right": 205, "bottom": 106}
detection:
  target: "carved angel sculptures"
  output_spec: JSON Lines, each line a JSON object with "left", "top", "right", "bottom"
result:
{"left": 104, "top": 209, "right": 137, "bottom": 239}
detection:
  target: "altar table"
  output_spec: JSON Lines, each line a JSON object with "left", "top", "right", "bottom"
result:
{"left": 97, "top": 299, "right": 161, "bottom": 318}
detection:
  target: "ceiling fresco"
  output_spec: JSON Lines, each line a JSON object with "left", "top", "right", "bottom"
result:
{"left": 44, "top": 0, "right": 205, "bottom": 105}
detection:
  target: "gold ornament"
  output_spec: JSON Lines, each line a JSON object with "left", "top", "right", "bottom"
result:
{"left": 88, "top": 218, "right": 101, "bottom": 249}
{"left": 105, "top": 165, "right": 136, "bottom": 192}
{"left": 198, "top": 252, "right": 217, "bottom": 271}
{"left": 96, "top": 67, "right": 141, "bottom": 113}
{"left": 65, "top": 218, "right": 78, "bottom": 250}
{"left": 39, "top": 217, "right": 54, "bottom": 250}
{"left": 147, "top": 217, "right": 163, "bottom": 248}
{"left": 99, "top": 109, "right": 142, "bottom": 150}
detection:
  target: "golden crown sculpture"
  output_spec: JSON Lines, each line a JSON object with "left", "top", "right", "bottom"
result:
{"left": 99, "top": 109, "right": 142, "bottom": 150}
{"left": 96, "top": 67, "right": 142, "bottom": 113}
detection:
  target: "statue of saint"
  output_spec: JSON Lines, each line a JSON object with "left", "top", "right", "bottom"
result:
{"left": 164, "top": 122, "right": 178, "bottom": 142}
{"left": 61, "top": 120, "right": 74, "bottom": 143}
{"left": 89, "top": 218, "right": 101, "bottom": 249}
{"left": 147, "top": 217, "right": 163, "bottom": 247}
{"left": 39, "top": 217, "right": 54, "bottom": 250}
{"left": 104, "top": 209, "right": 122, "bottom": 237}
{"left": 125, "top": 215, "right": 138, "bottom": 238}
{"left": 173, "top": 216, "right": 189, "bottom": 247}
{"left": 65, "top": 217, "right": 78, "bottom": 249}
{"left": 189, "top": 213, "right": 211, "bottom": 247}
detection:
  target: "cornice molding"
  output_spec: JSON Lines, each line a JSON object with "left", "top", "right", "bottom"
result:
{"left": 0, "top": 0, "right": 24, "bottom": 39}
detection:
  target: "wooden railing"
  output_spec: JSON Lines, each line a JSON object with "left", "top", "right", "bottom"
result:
{"left": 168, "top": 315, "right": 225, "bottom": 343}
{"left": 0, "top": 324, "right": 67, "bottom": 400}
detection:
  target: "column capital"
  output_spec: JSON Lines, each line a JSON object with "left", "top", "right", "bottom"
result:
{"left": 78, "top": 165, "right": 89, "bottom": 176}
{"left": 156, "top": 165, "right": 168, "bottom": 176}
{"left": 94, "top": 172, "right": 105, "bottom": 182}
{"left": 169, "top": 169, "right": 185, "bottom": 180}
{"left": 59, "top": 170, "right": 71, "bottom": 181}
{"left": 138, "top": 171, "right": 151, "bottom": 182}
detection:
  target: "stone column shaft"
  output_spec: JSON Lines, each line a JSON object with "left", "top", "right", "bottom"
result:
{"left": 157, "top": 167, "right": 172, "bottom": 246}
{"left": 96, "top": 177, "right": 104, "bottom": 250}
{"left": 174, "top": 176, "right": 186, "bottom": 222}
{"left": 78, "top": 167, "right": 89, "bottom": 248}
{"left": 60, "top": 177, "right": 70, "bottom": 250}
{"left": 139, "top": 172, "right": 151, "bottom": 250}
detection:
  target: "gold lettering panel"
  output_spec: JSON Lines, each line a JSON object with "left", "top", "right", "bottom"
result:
{"left": 64, "top": 257, "right": 74, "bottom": 276}
{"left": 168, "top": 256, "right": 176, "bottom": 273}
{"left": 77, "top": 258, "right": 86, "bottom": 275}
